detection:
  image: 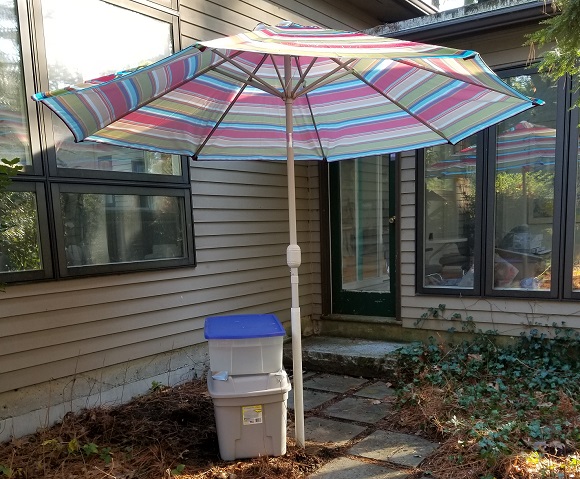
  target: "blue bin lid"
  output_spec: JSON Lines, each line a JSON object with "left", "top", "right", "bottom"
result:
{"left": 204, "top": 314, "right": 285, "bottom": 339}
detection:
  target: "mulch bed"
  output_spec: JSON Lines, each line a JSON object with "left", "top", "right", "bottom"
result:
{"left": 0, "top": 379, "right": 337, "bottom": 479}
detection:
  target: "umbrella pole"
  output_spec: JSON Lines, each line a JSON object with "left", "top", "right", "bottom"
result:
{"left": 285, "top": 56, "right": 305, "bottom": 448}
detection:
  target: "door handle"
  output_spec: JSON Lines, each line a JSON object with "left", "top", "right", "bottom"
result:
{"left": 389, "top": 216, "right": 396, "bottom": 224}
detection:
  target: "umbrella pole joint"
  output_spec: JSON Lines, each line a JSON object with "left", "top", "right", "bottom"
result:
{"left": 287, "top": 244, "right": 301, "bottom": 268}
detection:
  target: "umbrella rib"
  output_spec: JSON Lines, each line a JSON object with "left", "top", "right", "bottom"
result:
{"left": 212, "top": 65, "right": 281, "bottom": 97}
{"left": 295, "top": 57, "right": 326, "bottom": 159}
{"left": 210, "top": 49, "right": 283, "bottom": 98}
{"left": 294, "top": 59, "right": 358, "bottom": 98}
{"left": 331, "top": 58, "right": 450, "bottom": 140}
{"left": 291, "top": 57, "right": 317, "bottom": 98}
{"left": 194, "top": 56, "right": 269, "bottom": 157}
{"left": 267, "top": 54, "right": 286, "bottom": 94}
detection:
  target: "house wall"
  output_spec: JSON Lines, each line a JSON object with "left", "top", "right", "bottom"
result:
{"left": 398, "top": 23, "right": 572, "bottom": 337}
{"left": 0, "top": 0, "right": 358, "bottom": 441}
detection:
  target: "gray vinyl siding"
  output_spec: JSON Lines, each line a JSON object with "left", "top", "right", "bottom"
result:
{"left": 398, "top": 23, "right": 576, "bottom": 335}
{"left": 178, "top": 0, "right": 378, "bottom": 46}
{"left": 0, "top": 159, "right": 318, "bottom": 395}
{"left": 0, "top": 0, "right": 352, "bottom": 409}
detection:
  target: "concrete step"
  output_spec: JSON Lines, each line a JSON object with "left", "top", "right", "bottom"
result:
{"left": 283, "top": 336, "right": 409, "bottom": 379}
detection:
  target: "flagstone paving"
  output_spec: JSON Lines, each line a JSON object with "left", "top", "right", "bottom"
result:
{"left": 348, "top": 430, "right": 439, "bottom": 468}
{"left": 303, "top": 373, "right": 367, "bottom": 393}
{"left": 324, "top": 396, "right": 393, "bottom": 424}
{"left": 293, "top": 417, "right": 366, "bottom": 445}
{"left": 287, "top": 372, "right": 440, "bottom": 479}
{"left": 287, "top": 389, "right": 337, "bottom": 411}
{"left": 309, "top": 457, "right": 409, "bottom": 479}
{"left": 354, "top": 381, "right": 396, "bottom": 399}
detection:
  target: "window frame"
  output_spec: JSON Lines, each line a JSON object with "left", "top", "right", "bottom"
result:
{"left": 417, "top": 66, "right": 578, "bottom": 300}
{"left": 1, "top": 181, "right": 53, "bottom": 282}
{"left": 1, "top": 0, "right": 196, "bottom": 284}
{"left": 46, "top": 152, "right": 190, "bottom": 184}
{"left": 563, "top": 87, "right": 580, "bottom": 299}
{"left": 51, "top": 182, "right": 195, "bottom": 278}
{"left": 416, "top": 132, "right": 486, "bottom": 296}
{"left": 484, "top": 69, "right": 567, "bottom": 300}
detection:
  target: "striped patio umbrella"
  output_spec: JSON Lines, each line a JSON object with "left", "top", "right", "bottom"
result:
{"left": 33, "top": 21, "right": 542, "bottom": 447}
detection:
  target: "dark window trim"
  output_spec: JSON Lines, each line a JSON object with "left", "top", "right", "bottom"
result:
{"left": 12, "top": 0, "right": 43, "bottom": 176}
{"left": 416, "top": 134, "right": 483, "bottom": 296}
{"left": 485, "top": 70, "right": 565, "bottom": 299}
{"left": 417, "top": 65, "right": 576, "bottom": 300}
{"left": 564, "top": 86, "right": 579, "bottom": 299}
{"left": 1, "top": 181, "right": 53, "bottom": 282}
{"left": 50, "top": 183, "right": 195, "bottom": 278}
{"left": 47, "top": 155, "right": 190, "bottom": 184}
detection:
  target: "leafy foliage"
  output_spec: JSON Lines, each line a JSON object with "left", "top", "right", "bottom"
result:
{"left": 0, "top": 464, "right": 13, "bottom": 477}
{"left": 0, "top": 158, "right": 21, "bottom": 192}
{"left": 526, "top": 0, "right": 580, "bottom": 108}
{"left": 392, "top": 320, "right": 580, "bottom": 478}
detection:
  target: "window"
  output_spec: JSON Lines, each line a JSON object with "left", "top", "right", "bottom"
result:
{"left": 0, "top": 0, "right": 32, "bottom": 169}
{"left": 418, "top": 67, "right": 577, "bottom": 299}
{"left": 53, "top": 186, "right": 193, "bottom": 276}
{"left": 1, "top": 0, "right": 194, "bottom": 283}
{"left": 565, "top": 105, "right": 580, "bottom": 297}
{"left": 421, "top": 134, "right": 479, "bottom": 290}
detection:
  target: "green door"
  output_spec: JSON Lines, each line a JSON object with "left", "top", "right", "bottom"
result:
{"left": 329, "top": 155, "right": 396, "bottom": 317}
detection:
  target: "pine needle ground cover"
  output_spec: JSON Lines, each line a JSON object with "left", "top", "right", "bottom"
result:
{"left": 390, "top": 315, "right": 580, "bottom": 479}
{"left": 0, "top": 380, "right": 328, "bottom": 479}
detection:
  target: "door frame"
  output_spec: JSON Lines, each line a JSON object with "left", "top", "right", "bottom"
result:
{"left": 326, "top": 155, "right": 398, "bottom": 317}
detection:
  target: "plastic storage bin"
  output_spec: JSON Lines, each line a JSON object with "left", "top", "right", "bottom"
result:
{"left": 207, "top": 370, "right": 292, "bottom": 460}
{"left": 204, "top": 314, "right": 285, "bottom": 375}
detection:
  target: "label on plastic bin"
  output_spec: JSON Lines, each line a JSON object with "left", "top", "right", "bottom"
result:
{"left": 242, "top": 405, "right": 263, "bottom": 425}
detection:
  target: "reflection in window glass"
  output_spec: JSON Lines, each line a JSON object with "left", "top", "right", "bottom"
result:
{"left": 0, "top": 190, "right": 42, "bottom": 271}
{"left": 493, "top": 73, "right": 556, "bottom": 291}
{"left": 59, "top": 192, "right": 186, "bottom": 267}
{"left": 423, "top": 136, "right": 476, "bottom": 289}
{"left": 0, "top": 0, "right": 32, "bottom": 167}
{"left": 42, "top": 0, "right": 180, "bottom": 176}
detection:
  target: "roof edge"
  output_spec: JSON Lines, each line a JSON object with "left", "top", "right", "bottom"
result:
{"left": 367, "top": 0, "right": 553, "bottom": 41}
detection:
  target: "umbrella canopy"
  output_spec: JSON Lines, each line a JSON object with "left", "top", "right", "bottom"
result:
{"left": 33, "top": 21, "right": 542, "bottom": 447}
{"left": 33, "top": 22, "right": 542, "bottom": 161}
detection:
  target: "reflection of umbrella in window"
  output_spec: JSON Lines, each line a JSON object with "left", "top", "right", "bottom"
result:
{"left": 428, "top": 120, "right": 557, "bottom": 225}
{"left": 428, "top": 121, "right": 556, "bottom": 177}
{"left": 0, "top": 107, "right": 29, "bottom": 157}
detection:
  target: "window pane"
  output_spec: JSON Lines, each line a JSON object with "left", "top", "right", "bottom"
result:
{"left": 423, "top": 136, "right": 476, "bottom": 289}
{"left": 493, "top": 73, "right": 556, "bottom": 291}
{"left": 340, "top": 156, "right": 390, "bottom": 292}
{"left": 0, "top": 190, "right": 42, "bottom": 272}
{"left": 59, "top": 192, "right": 186, "bottom": 267}
{"left": 572, "top": 121, "right": 580, "bottom": 292}
{"left": 0, "top": 0, "right": 32, "bottom": 167}
{"left": 42, "top": 0, "right": 181, "bottom": 176}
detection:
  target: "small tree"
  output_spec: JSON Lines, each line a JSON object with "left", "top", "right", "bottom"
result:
{"left": 526, "top": 0, "right": 580, "bottom": 108}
